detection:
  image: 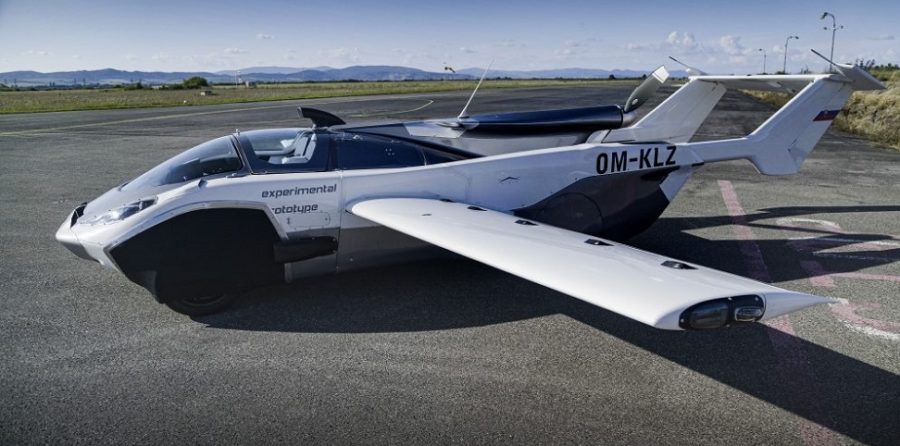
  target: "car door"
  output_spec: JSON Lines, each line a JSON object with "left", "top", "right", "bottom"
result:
{"left": 239, "top": 129, "right": 344, "bottom": 279}
{"left": 332, "top": 132, "right": 453, "bottom": 272}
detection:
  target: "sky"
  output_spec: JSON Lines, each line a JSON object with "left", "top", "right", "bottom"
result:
{"left": 0, "top": 0, "right": 897, "bottom": 74}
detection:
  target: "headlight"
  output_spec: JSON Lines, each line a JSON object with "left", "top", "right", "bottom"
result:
{"left": 79, "top": 198, "right": 156, "bottom": 226}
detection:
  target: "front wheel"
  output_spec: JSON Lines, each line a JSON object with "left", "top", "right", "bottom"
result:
{"left": 164, "top": 293, "right": 237, "bottom": 316}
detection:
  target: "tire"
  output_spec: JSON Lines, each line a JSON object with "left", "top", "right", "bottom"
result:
{"left": 110, "top": 209, "right": 284, "bottom": 312}
{"left": 164, "top": 293, "right": 237, "bottom": 316}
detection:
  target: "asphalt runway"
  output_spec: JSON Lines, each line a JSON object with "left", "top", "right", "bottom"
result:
{"left": 1, "top": 84, "right": 898, "bottom": 445}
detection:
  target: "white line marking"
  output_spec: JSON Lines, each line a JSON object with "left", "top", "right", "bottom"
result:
{"left": 844, "top": 323, "right": 900, "bottom": 341}
{"left": 348, "top": 99, "right": 434, "bottom": 117}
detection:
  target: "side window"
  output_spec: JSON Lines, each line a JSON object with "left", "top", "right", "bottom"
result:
{"left": 337, "top": 133, "right": 425, "bottom": 170}
{"left": 244, "top": 130, "right": 331, "bottom": 173}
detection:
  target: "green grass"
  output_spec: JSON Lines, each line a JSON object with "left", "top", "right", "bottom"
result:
{"left": 744, "top": 70, "right": 900, "bottom": 151}
{"left": 0, "top": 79, "right": 636, "bottom": 114}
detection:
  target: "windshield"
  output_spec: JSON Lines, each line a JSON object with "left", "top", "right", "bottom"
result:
{"left": 121, "top": 136, "right": 241, "bottom": 191}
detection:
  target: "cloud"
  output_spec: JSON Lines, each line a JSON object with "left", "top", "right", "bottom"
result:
{"left": 184, "top": 52, "right": 237, "bottom": 68}
{"left": 554, "top": 37, "right": 602, "bottom": 57}
{"left": 625, "top": 42, "right": 650, "bottom": 51}
{"left": 21, "top": 50, "right": 52, "bottom": 56}
{"left": 459, "top": 46, "right": 477, "bottom": 54}
{"left": 868, "top": 34, "right": 895, "bottom": 41}
{"left": 667, "top": 31, "right": 698, "bottom": 51}
{"left": 256, "top": 33, "right": 274, "bottom": 40}
{"left": 494, "top": 39, "right": 524, "bottom": 48}
{"left": 390, "top": 47, "right": 422, "bottom": 65}
{"left": 151, "top": 52, "right": 170, "bottom": 61}
{"left": 625, "top": 31, "right": 700, "bottom": 54}
{"left": 124, "top": 54, "right": 138, "bottom": 61}
{"left": 718, "top": 35, "right": 746, "bottom": 56}
{"left": 321, "top": 47, "right": 362, "bottom": 64}
{"left": 224, "top": 48, "right": 249, "bottom": 55}
{"left": 624, "top": 31, "right": 782, "bottom": 71}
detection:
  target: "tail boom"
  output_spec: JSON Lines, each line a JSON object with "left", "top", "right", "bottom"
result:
{"left": 604, "top": 63, "right": 884, "bottom": 176}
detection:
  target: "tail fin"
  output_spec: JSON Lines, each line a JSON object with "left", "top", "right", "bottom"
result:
{"left": 604, "top": 79, "right": 726, "bottom": 143}
{"left": 608, "top": 61, "right": 884, "bottom": 175}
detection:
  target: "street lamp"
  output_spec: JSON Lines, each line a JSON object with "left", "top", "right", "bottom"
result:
{"left": 783, "top": 35, "right": 799, "bottom": 73}
{"left": 757, "top": 48, "right": 767, "bottom": 74}
{"left": 820, "top": 12, "right": 843, "bottom": 71}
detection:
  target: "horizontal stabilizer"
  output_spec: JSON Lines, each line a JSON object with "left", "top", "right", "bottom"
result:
{"left": 608, "top": 62, "right": 885, "bottom": 175}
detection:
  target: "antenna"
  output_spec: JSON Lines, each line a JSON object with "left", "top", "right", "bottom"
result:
{"left": 458, "top": 59, "right": 494, "bottom": 119}
{"left": 809, "top": 48, "right": 836, "bottom": 66}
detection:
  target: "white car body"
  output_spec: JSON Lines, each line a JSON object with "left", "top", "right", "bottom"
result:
{"left": 57, "top": 60, "right": 885, "bottom": 329}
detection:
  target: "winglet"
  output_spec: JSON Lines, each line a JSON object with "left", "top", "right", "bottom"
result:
{"left": 810, "top": 49, "right": 885, "bottom": 91}
{"left": 668, "top": 56, "right": 707, "bottom": 76}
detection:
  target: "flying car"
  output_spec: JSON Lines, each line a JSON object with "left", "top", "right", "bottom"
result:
{"left": 56, "top": 56, "right": 885, "bottom": 329}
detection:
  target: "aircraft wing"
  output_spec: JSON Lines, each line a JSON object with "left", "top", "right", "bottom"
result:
{"left": 349, "top": 198, "right": 830, "bottom": 330}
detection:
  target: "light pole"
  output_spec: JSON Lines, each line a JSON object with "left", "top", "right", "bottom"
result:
{"left": 820, "top": 12, "right": 843, "bottom": 71}
{"left": 757, "top": 48, "right": 767, "bottom": 74}
{"left": 783, "top": 35, "right": 799, "bottom": 73}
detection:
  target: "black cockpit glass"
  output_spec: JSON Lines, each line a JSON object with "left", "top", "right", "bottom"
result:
{"left": 121, "top": 136, "right": 241, "bottom": 191}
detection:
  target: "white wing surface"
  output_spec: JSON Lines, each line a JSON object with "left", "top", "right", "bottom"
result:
{"left": 350, "top": 198, "right": 830, "bottom": 330}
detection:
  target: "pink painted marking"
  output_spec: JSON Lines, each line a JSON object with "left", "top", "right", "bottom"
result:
{"left": 798, "top": 260, "right": 899, "bottom": 333}
{"left": 831, "top": 302, "right": 900, "bottom": 332}
{"left": 799, "top": 260, "right": 836, "bottom": 288}
{"left": 833, "top": 272, "right": 900, "bottom": 283}
{"left": 717, "top": 180, "right": 771, "bottom": 282}
{"left": 717, "top": 180, "right": 838, "bottom": 445}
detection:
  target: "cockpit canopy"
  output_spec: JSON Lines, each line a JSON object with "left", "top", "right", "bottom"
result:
{"left": 119, "top": 127, "right": 471, "bottom": 196}
{"left": 121, "top": 136, "right": 241, "bottom": 191}
{"left": 237, "top": 128, "right": 469, "bottom": 174}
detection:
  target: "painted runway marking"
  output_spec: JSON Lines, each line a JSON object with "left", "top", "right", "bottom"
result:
{"left": 830, "top": 298, "right": 900, "bottom": 342}
{"left": 717, "top": 180, "right": 770, "bottom": 282}
{"left": 798, "top": 260, "right": 900, "bottom": 342}
{"left": 348, "top": 99, "right": 434, "bottom": 117}
{"left": 832, "top": 272, "right": 900, "bottom": 282}
{"left": 799, "top": 260, "right": 836, "bottom": 287}
{"left": 717, "top": 180, "right": 838, "bottom": 445}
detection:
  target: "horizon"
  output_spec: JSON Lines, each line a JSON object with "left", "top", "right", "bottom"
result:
{"left": 1, "top": 0, "right": 897, "bottom": 75}
{"left": 0, "top": 64, "right": 682, "bottom": 75}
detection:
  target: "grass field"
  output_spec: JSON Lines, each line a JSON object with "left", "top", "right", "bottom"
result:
{"left": 0, "top": 79, "right": 635, "bottom": 114}
{"left": 745, "top": 69, "right": 900, "bottom": 150}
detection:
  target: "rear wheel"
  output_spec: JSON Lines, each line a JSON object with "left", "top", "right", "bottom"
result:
{"left": 164, "top": 293, "right": 237, "bottom": 316}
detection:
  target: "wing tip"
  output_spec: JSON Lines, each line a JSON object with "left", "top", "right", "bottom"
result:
{"left": 761, "top": 291, "right": 833, "bottom": 321}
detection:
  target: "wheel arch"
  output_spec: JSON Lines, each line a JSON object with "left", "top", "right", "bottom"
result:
{"left": 108, "top": 205, "right": 285, "bottom": 303}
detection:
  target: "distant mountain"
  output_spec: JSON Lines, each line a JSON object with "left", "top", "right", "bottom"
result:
{"left": 217, "top": 66, "right": 338, "bottom": 75}
{"left": 0, "top": 65, "right": 471, "bottom": 86}
{"left": 0, "top": 69, "right": 230, "bottom": 86}
{"left": 217, "top": 66, "right": 307, "bottom": 75}
{"left": 0, "top": 65, "right": 688, "bottom": 87}
{"left": 457, "top": 67, "right": 689, "bottom": 79}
